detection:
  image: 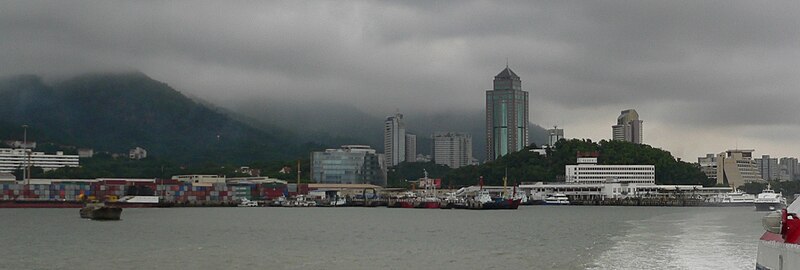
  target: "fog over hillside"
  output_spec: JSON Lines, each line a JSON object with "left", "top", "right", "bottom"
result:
{"left": 220, "top": 97, "right": 548, "bottom": 161}
{"left": 3, "top": 1, "right": 800, "bottom": 160}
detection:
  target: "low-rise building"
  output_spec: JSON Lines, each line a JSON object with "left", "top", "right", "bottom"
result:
{"left": 311, "top": 145, "right": 387, "bottom": 186}
{"left": 0, "top": 148, "right": 79, "bottom": 173}
{"left": 566, "top": 155, "right": 655, "bottom": 185}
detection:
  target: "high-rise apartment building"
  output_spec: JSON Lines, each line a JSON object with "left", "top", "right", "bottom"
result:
{"left": 612, "top": 109, "right": 643, "bottom": 144}
{"left": 547, "top": 126, "right": 564, "bottom": 147}
{"left": 405, "top": 134, "right": 416, "bottom": 163}
{"left": 716, "top": 149, "right": 764, "bottom": 187}
{"left": 779, "top": 157, "right": 798, "bottom": 181}
{"left": 755, "top": 155, "right": 779, "bottom": 181}
{"left": 432, "top": 132, "right": 473, "bottom": 169}
{"left": 486, "top": 66, "right": 528, "bottom": 161}
{"left": 384, "top": 112, "right": 406, "bottom": 167}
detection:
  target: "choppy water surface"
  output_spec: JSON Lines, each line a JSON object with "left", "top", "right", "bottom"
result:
{"left": 0, "top": 206, "right": 762, "bottom": 269}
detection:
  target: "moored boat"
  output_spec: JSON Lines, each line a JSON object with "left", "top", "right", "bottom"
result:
{"left": 755, "top": 187, "right": 786, "bottom": 211}
{"left": 705, "top": 189, "right": 755, "bottom": 207}
{"left": 544, "top": 194, "right": 570, "bottom": 205}
{"left": 238, "top": 198, "right": 259, "bottom": 207}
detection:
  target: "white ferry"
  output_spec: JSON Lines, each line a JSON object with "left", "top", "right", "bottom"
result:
{"left": 543, "top": 194, "right": 570, "bottom": 205}
{"left": 756, "top": 198, "right": 800, "bottom": 269}
{"left": 755, "top": 188, "right": 786, "bottom": 211}
{"left": 706, "top": 190, "right": 755, "bottom": 206}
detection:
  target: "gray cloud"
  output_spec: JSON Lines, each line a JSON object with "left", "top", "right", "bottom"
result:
{"left": 1, "top": 0, "right": 799, "bottom": 160}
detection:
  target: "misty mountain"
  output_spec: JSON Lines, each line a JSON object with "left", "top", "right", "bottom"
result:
{"left": 227, "top": 100, "right": 549, "bottom": 161}
{"left": 0, "top": 73, "right": 314, "bottom": 164}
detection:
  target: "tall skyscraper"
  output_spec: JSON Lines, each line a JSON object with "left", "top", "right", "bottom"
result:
{"left": 405, "top": 133, "right": 417, "bottom": 163}
{"left": 384, "top": 112, "right": 406, "bottom": 167}
{"left": 486, "top": 66, "right": 529, "bottom": 161}
{"left": 433, "top": 132, "right": 473, "bottom": 169}
{"left": 612, "top": 109, "right": 643, "bottom": 144}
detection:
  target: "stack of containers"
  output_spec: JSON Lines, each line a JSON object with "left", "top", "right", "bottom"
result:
{"left": 232, "top": 185, "right": 251, "bottom": 201}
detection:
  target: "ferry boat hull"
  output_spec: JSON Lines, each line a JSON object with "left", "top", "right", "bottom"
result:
{"left": 756, "top": 203, "right": 784, "bottom": 212}
{"left": 468, "top": 198, "right": 521, "bottom": 210}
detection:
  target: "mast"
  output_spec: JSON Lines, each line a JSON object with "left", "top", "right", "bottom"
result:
{"left": 296, "top": 160, "right": 301, "bottom": 195}
{"left": 503, "top": 168, "right": 508, "bottom": 198}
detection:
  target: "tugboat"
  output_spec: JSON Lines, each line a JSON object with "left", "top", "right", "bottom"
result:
{"left": 756, "top": 198, "right": 800, "bottom": 269}
{"left": 79, "top": 195, "right": 122, "bottom": 221}
{"left": 755, "top": 186, "right": 786, "bottom": 211}
{"left": 415, "top": 170, "right": 441, "bottom": 209}
{"left": 466, "top": 176, "right": 521, "bottom": 210}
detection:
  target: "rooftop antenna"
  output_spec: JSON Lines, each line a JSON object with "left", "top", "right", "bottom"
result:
{"left": 505, "top": 57, "right": 509, "bottom": 68}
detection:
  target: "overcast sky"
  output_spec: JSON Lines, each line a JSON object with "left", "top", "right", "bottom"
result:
{"left": 2, "top": 1, "right": 799, "bottom": 161}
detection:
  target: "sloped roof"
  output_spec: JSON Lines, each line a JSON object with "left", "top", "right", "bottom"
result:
{"left": 495, "top": 67, "right": 520, "bottom": 79}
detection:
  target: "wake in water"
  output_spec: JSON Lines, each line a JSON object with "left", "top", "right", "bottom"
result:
{"left": 588, "top": 209, "right": 759, "bottom": 270}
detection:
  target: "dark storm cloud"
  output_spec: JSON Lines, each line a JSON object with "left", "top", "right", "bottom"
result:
{"left": 1, "top": 1, "right": 799, "bottom": 158}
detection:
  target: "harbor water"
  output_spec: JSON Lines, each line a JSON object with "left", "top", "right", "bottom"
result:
{"left": 0, "top": 206, "right": 763, "bottom": 269}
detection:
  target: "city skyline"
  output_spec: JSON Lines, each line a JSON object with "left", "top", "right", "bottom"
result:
{"left": 2, "top": 2, "right": 800, "bottom": 161}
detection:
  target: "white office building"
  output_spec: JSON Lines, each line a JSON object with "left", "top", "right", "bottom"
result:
{"left": 0, "top": 148, "right": 80, "bottom": 173}
{"left": 565, "top": 156, "right": 655, "bottom": 184}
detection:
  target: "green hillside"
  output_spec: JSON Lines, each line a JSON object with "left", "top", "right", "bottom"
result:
{"left": 0, "top": 73, "right": 316, "bottom": 164}
{"left": 436, "top": 139, "right": 713, "bottom": 187}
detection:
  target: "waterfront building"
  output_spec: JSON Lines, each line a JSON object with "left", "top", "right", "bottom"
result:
{"left": 518, "top": 182, "right": 729, "bottom": 201}
{"left": 384, "top": 112, "right": 406, "bottom": 167}
{"left": 432, "top": 132, "right": 473, "bottom": 169}
{"left": 486, "top": 65, "right": 529, "bottom": 161}
{"left": 547, "top": 126, "right": 564, "bottom": 147}
{"left": 0, "top": 148, "right": 79, "bottom": 173}
{"left": 565, "top": 155, "right": 655, "bottom": 184}
{"left": 698, "top": 153, "right": 718, "bottom": 182}
{"left": 716, "top": 149, "right": 764, "bottom": 187}
{"left": 311, "top": 145, "right": 387, "bottom": 186}
{"left": 172, "top": 175, "right": 226, "bottom": 184}
{"left": 405, "top": 133, "right": 417, "bottom": 164}
{"left": 611, "top": 109, "right": 643, "bottom": 144}
{"left": 129, "top": 147, "right": 147, "bottom": 160}
{"left": 755, "top": 155, "right": 779, "bottom": 181}
{"left": 779, "top": 157, "right": 798, "bottom": 181}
